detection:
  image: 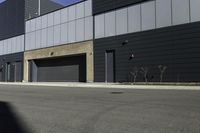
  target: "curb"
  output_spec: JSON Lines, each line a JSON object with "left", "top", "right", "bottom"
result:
{"left": 0, "top": 82, "right": 200, "bottom": 90}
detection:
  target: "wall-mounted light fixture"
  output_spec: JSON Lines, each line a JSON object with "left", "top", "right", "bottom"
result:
{"left": 50, "top": 52, "right": 54, "bottom": 56}
{"left": 122, "top": 40, "right": 129, "bottom": 46}
{"left": 129, "top": 54, "right": 134, "bottom": 60}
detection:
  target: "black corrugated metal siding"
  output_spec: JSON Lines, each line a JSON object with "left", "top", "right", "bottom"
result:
{"left": 0, "top": 0, "right": 24, "bottom": 41}
{"left": 93, "top": 0, "right": 149, "bottom": 15}
{"left": 94, "top": 22, "right": 200, "bottom": 82}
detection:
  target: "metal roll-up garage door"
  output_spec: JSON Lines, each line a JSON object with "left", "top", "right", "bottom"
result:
{"left": 30, "top": 55, "right": 86, "bottom": 82}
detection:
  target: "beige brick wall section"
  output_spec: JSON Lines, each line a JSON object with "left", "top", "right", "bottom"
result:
{"left": 23, "top": 41, "right": 93, "bottom": 82}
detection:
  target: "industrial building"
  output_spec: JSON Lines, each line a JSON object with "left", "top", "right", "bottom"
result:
{"left": 0, "top": 0, "right": 200, "bottom": 83}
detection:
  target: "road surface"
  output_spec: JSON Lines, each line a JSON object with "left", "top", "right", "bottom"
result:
{"left": 0, "top": 85, "right": 199, "bottom": 133}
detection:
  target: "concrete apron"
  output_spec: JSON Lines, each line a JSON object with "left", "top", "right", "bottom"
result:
{"left": 0, "top": 82, "right": 200, "bottom": 90}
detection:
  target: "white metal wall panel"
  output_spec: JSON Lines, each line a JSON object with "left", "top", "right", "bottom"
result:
{"left": 35, "top": 30, "right": 41, "bottom": 49}
{"left": 25, "top": 0, "right": 93, "bottom": 51}
{"left": 20, "top": 35, "right": 23, "bottom": 52}
{"left": 61, "top": 8, "right": 68, "bottom": 23}
{"left": 172, "top": 0, "right": 190, "bottom": 25}
{"left": 3, "top": 40, "right": 4, "bottom": 54}
{"left": 85, "top": 0, "right": 92, "bottom": 17}
{"left": 60, "top": 23, "right": 68, "bottom": 44}
{"left": 2, "top": 40, "right": 5, "bottom": 55}
{"left": 41, "top": 29, "right": 47, "bottom": 48}
{"left": 105, "top": 11, "right": 116, "bottom": 37}
{"left": 0, "top": 35, "right": 25, "bottom": 54}
{"left": 68, "top": 5, "right": 76, "bottom": 21}
{"left": 128, "top": 5, "right": 141, "bottom": 33}
{"left": 7, "top": 39, "right": 12, "bottom": 54}
{"left": 68, "top": 21, "right": 76, "bottom": 43}
{"left": 2, "top": 41, "right": 4, "bottom": 55}
{"left": 26, "top": 21, "right": 30, "bottom": 33}
{"left": 10, "top": 38, "right": 13, "bottom": 53}
{"left": 76, "top": 18, "right": 84, "bottom": 42}
{"left": 141, "top": 1, "right": 156, "bottom": 31}
{"left": 25, "top": 33, "right": 30, "bottom": 50}
{"left": 190, "top": 0, "right": 200, "bottom": 22}
{"left": 41, "top": 15, "right": 48, "bottom": 29}
{"left": 30, "top": 32, "right": 36, "bottom": 50}
{"left": 156, "top": 0, "right": 172, "bottom": 28}
{"left": 95, "top": 14, "right": 105, "bottom": 38}
{"left": 16, "top": 36, "right": 20, "bottom": 53}
{"left": 0, "top": 41, "right": 2, "bottom": 55}
{"left": 21, "top": 35, "right": 25, "bottom": 52}
{"left": 47, "top": 27, "right": 54, "bottom": 46}
{"left": 30, "top": 19, "right": 36, "bottom": 32}
{"left": 47, "top": 13, "right": 54, "bottom": 27}
{"left": 3, "top": 40, "right": 7, "bottom": 55}
{"left": 11, "top": 37, "right": 16, "bottom": 53}
{"left": 116, "top": 8, "right": 128, "bottom": 35}
{"left": 1, "top": 42, "right": 3, "bottom": 55}
{"left": 36, "top": 17, "right": 42, "bottom": 30}
{"left": 76, "top": 2, "right": 84, "bottom": 19}
{"left": 54, "top": 10, "right": 61, "bottom": 25}
{"left": 2, "top": 41, "right": 4, "bottom": 54}
{"left": 85, "top": 16, "right": 93, "bottom": 40}
{"left": 17, "top": 36, "right": 22, "bottom": 53}
{"left": 54, "top": 25, "right": 61, "bottom": 45}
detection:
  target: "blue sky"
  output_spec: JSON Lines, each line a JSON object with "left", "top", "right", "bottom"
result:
{"left": 50, "top": 0, "right": 82, "bottom": 6}
{"left": 0, "top": 0, "right": 6, "bottom": 4}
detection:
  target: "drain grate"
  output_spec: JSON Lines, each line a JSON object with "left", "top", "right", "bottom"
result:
{"left": 110, "top": 92, "right": 124, "bottom": 94}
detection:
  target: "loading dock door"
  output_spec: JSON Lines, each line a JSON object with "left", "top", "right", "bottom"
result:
{"left": 15, "top": 62, "right": 22, "bottom": 82}
{"left": 7, "top": 62, "right": 22, "bottom": 82}
{"left": 32, "top": 55, "right": 86, "bottom": 82}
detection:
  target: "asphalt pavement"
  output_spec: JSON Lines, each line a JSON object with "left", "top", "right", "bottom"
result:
{"left": 0, "top": 84, "right": 199, "bottom": 133}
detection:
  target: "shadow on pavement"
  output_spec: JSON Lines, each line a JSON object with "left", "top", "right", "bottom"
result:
{"left": 0, "top": 102, "right": 29, "bottom": 133}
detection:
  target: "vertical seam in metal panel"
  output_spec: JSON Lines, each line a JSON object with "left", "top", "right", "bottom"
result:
{"left": 189, "top": 0, "right": 191, "bottom": 22}
{"left": 52, "top": 13, "right": 55, "bottom": 46}
{"left": 140, "top": 3, "right": 142, "bottom": 31}
{"left": 115, "top": 10, "right": 116, "bottom": 36}
{"left": 84, "top": 1, "right": 86, "bottom": 40}
{"left": 67, "top": 7, "right": 70, "bottom": 43}
{"left": 93, "top": 1, "right": 95, "bottom": 40}
{"left": 171, "top": 0, "right": 173, "bottom": 25}
{"left": 127, "top": 6, "right": 129, "bottom": 33}
{"left": 35, "top": 18, "right": 36, "bottom": 49}
{"left": 155, "top": 0, "right": 157, "bottom": 28}
{"left": 75, "top": 5, "right": 77, "bottom": 42}
{"left": 104, "top": 13, "right": 105, "bottom": 38}
{"left": 59, "top": 10, "right": 61, "bottom": 46}
{"left": 40, "top": 16, "right": 42, "bottom": 48}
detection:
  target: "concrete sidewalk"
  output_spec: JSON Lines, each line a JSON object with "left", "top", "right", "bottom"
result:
{"left": 0, "top": 82, "right": 200, "bottom": 90}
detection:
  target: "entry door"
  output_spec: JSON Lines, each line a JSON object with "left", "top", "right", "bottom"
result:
{"left": 10, "top": 63, "right": 15, "bottom": 82}
{"left": 6, "top": 63, "right": 11, "bottom": 82}
{"left": 0, "top": 69, "right": 2, "bottom": 81}
{"left": 105, "top": 50, "right": 115, "bottom": 82}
